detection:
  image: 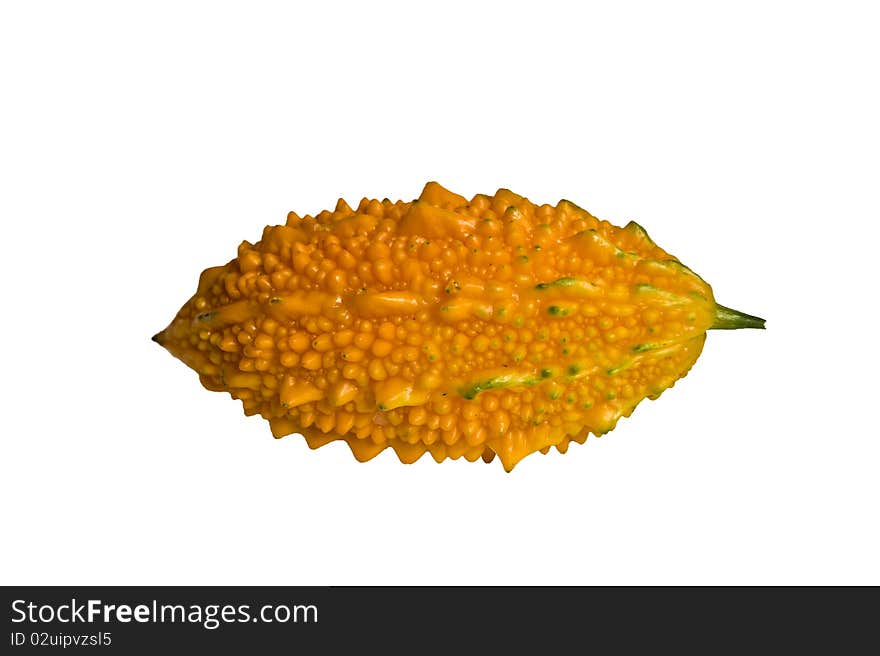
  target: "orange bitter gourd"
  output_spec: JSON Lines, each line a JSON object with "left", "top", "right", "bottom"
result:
{"left": 153, "top": 182, "right": 764, "bottom": 471}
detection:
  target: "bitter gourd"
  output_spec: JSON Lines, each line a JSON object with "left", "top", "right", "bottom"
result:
{"left": 154, "top": 182, "right": 764, "bottom": 470}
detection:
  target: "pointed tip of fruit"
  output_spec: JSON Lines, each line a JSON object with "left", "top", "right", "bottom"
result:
{"left": 711, "top": 304, "right": 766, "bottom": 330}
{"left": 151, "top": 331, "right": 166, "bottom": 345}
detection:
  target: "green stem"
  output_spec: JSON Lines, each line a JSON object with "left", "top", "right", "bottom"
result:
{"left": 711, "top": 304, "right": 766, "bottom": 330}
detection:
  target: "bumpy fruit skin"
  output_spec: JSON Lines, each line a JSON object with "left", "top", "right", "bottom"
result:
{"left": 155, "top": 182, "right": 763, "bottom": 470}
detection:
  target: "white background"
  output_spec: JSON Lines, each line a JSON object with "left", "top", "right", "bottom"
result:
{"left": 2, "top": 1, "right": 878, "bottom": 585}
